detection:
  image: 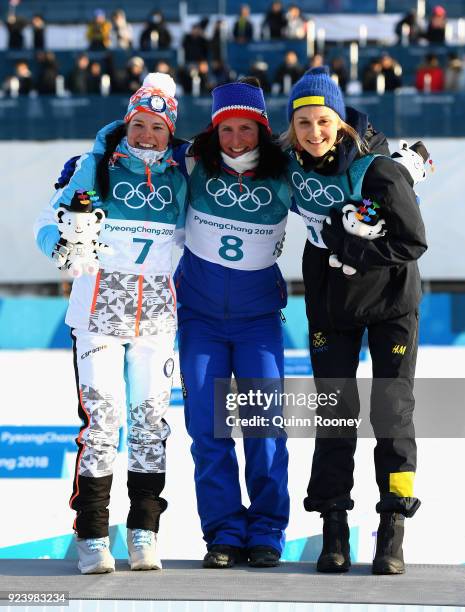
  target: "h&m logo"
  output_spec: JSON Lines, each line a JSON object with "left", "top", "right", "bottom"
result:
{"left": 392, "top": 344, "right": 407, "bottom": 355}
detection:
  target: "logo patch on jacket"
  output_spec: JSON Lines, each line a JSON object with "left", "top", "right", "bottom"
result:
{"left": 312, "top": 331, "right": 328, "bottom": 352}
{"left": 392, "top": 344, "right": 407, "bottom": 355}
{"left": 163, "top": 358, "right": 175, "bottom": 378}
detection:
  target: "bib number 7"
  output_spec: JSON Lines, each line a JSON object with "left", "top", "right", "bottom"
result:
{"left": 133, "top": 237, "right": 154, "bottom": 264}
{"left": 219, "top": 235, "right": 244, "bottom": 262}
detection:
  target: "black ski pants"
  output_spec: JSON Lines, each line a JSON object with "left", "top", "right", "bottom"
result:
{"left": 304, "top": 310, "right": 421, "bottom": 518}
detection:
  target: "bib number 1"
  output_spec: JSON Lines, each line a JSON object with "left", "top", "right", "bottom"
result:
{"left": 219, "top": 235, "right": 244, "bottom": 262}
{"left": 307, "top": 225, "right": 320, "bottom": 245}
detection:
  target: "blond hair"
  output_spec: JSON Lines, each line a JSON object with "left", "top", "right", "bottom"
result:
{"left": 280, "top": 117, "right": 369, "bottom": 156}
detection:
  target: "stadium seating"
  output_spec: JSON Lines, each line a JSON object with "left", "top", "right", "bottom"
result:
{"left": 2, "top": 0, "right": 465, "bottom": 20}
{"left": 0, "top": 91, "right": 462, "bottom": 139}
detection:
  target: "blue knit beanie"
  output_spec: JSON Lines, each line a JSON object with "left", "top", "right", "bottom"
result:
{"left": 287, "top": 66, "right": 346, "bottom": 122}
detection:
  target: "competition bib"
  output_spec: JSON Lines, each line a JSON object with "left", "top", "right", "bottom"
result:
{"left": 97, "top": 164, "right": 183, "bottom": 273}
{"left": 288, "top": 154, "right": 376, "bottom": 248}
{"left": 186, "top": 168, "right": 291, "bottom": 271}
{"left": 98, "top": 218, "right": 175, "bottom": 274}
{"left": 185, "top": 207, "right": 287, "bottom": 271}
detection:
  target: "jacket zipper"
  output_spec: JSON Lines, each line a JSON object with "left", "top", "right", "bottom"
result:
{"left": 276, "top": 278, "right": 285, "bottom": 300}
{"left": 326, "top": 263, "right": 335, "bottom": 330}
{"left": 224, "top": 267, "right": 230, "bottom": 319}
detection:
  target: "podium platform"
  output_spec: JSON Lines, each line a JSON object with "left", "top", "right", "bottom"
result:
{"left": 0, "top": 560, "right": 464, "bottom": 606}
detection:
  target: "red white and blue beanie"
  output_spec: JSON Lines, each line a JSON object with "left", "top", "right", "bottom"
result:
{"left": 125, "top": 72, "right": 178, "bottom": 134}
{"left": 288, "top": 66, "right": 346, "bottom": 122}
{"left": 211, "top": 82, "right": 270, "bottom": 130}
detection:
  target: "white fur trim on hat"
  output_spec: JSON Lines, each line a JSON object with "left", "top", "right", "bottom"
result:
{"left": 142, "top": 72, "right": 176, "bottom": 98}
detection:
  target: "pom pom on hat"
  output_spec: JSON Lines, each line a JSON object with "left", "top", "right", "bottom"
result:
{"left": 125, "top": 72, "right": 178, "bottom": 134}
{"left": 287, "top": 66, "right": 346, "bottom": 122}
{"left": 142, "top": 72, "right": 176, "bottom": 98}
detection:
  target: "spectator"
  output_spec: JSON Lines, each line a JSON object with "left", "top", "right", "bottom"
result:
{"left": 262, "top": 1, "right": 287, "bottom": 40}
{"left": 308, "top": 53, "right": 324, "bottom": 69}
{"left": 210, "top": 19, "right": 226, "bottom": 62}
{"left": 394, "top": 10, "right": 422, "bottom": 44}
{"left": 330, "top": 56, "right": 348, "bottom": 92}
{"left": 415, "top": 53, "right": 444, "bottom": 92}
{"left": 5, "top": 1, "right": 27, "bottom": 50}
{"left": 194, "top": 60, "right": 213, "bottom": 94}
{"left": 32, "top": 14, "right": 46, "bottom": 50}
{"left": 182, "top": 24, "right": 209, "bottom": 63}
{"left": 86, "top": 9, "right": 112, "bottom": 50}
{"left": 210, "top": 59, "right": 233, "bottom": 88}
{"left": 36, "top": 51, "right": 59, "bottom": 94}
{"left": 273, "top": 50, "right": 305, "bottom": 93}
{"left": 362, "top": 58, "right": 382, "bottom": 92}
{"left": 285, "top": 5, "right": 307, "bottom": 39}
{"left": 118, "top": 56, "right": 145, "bottom": 94}
{"left": 176, "top": 64, "right": 193, "bottom": 94}
{"left": 87, "top": 61, "right": 103, "bottom": 94}
{"left": 444, "top": 52, "right": 464, "bottom": 91}
{"left": 139, "top": 10, "right": 172, "bottom": 50}
{"left": 380, "top": 52, "right": 402, "bottom": 90}
{"left": 233, "top": 4, "right": 254, "bottom": 44}
{"left": 424, "top": 5, "right": 446, "bottom": 44}
{"left": 3, "top": 60, "right": 34, "bottom": 95}
{"left": 66, "top": 53, "right": 91, "bottom": 94}
{"left": 249, "top": 60, "right": 271, "bottom": 92}
{"left": 154, "top": 60, "right": 175, "bottom": 78}
{"left": 111, "top": 9, "right": 133, "bottom": 50}
{"left": 178, "top": 60, "right": 219, "bottom": 95}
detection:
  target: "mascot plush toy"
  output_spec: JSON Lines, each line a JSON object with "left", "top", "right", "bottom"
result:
{"left": 327, "top": 140, "right": 430, "bottom": 276}
{"left": 54, "top": 189, "right": 111, "bottom": 278}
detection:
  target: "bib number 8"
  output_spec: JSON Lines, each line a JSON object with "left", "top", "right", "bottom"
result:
{"left": 219, "top": 235, "right": 244, "bottom": 262}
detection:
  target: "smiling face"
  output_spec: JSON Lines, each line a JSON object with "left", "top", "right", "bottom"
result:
{"left": 293, "top": 106, "right": 341, "bottom": 158}
{"left": 127, "top": 111, "right": 170, "bottom": 151}
{"left": 217, "top": 117, "right": 259, "bottom": 158}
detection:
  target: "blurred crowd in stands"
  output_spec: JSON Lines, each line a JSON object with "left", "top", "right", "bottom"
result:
{"left": 1, "top": 1, "right": 465, "bottom": 97}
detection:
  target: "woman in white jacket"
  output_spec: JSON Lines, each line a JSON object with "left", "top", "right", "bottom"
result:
{"left": 34, "top": 73, "right": 187, "bottom": 575}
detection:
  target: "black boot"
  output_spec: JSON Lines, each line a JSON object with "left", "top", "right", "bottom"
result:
{"left": 316, "top": 510, "right": 351, "bottom": 573}
{"left": 203, "top": 545, "right": 247, "bottom": 569}
{"left": 248, "top": 545, "right": 280, "bottom": 568}
{"left": 372, "top": 512, "right": 405, "bottom": 575}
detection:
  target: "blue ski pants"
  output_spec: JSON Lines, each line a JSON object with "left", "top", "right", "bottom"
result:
{"left": 178, "top": 307, "right": 290, "bottom": 553}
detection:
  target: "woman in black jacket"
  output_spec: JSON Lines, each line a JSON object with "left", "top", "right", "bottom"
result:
{"left": 284, "top": 67, "right": 427, "bottom": 575}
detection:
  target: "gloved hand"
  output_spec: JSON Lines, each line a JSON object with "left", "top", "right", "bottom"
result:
{"left": 51, "top": 237, "right": 75, "bottom": 270}
{"left": 52, "top": 238, "right": 103, "bottom": 275}
{"left": 321, "top": 208, "right": 346, "bottom": 256}
{"left": 54, "top": 156, "right": 80, "bottom": 190}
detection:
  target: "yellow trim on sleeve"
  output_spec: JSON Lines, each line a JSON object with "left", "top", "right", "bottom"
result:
{"left": 389, "top": 472, "right": 415, "bottom": 497}
{"left": 293, "top": 95, "right": 325, "bottom": 109}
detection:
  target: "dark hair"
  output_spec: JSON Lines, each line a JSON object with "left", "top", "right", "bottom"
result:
{"left": 96, "top": 123, "right": 127, "bottom": 200}
{"left": 191, "top": 122, "right": 288, "bottom": 180}
{"left": 238, "top": 75, "right": 261, "bottom": 88}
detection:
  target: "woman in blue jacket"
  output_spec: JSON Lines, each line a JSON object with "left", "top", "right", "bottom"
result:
{"left": 174, "top": 78, "right": 292, "bottom": 568}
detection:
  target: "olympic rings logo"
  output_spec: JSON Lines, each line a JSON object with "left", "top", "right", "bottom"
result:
{"left": 312, "top": 332, "right": 327, "bottom": 348}
{"left": 113, "top": 181, "right": 173, "bottom": 211}
{"left": 291, "top": 172, "right": 344, "bottom": 208}
{"left": 206, "top": 178, "right": 272, "bottom": 212}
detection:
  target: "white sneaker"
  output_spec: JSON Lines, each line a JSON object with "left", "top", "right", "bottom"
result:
{"left": 127, "top": 528, "right": 162, "bottom": 570}
{"left": 76, "top": 536, "right": 115, "bottom": 574}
